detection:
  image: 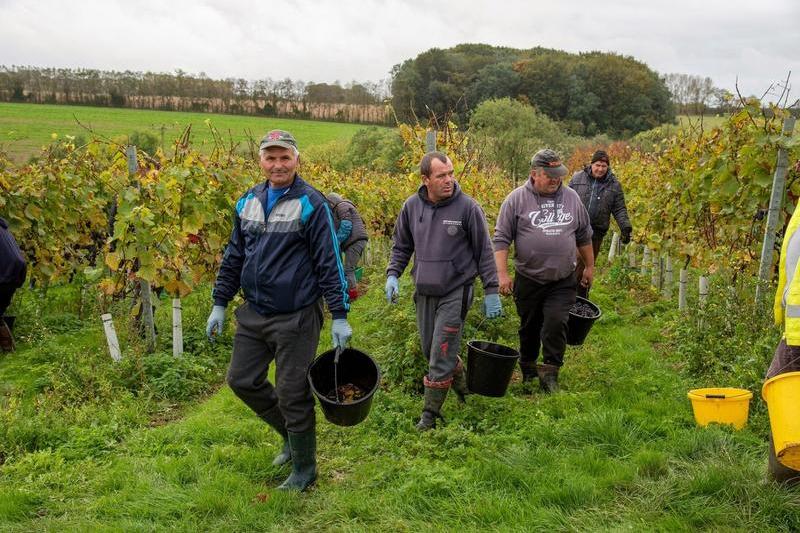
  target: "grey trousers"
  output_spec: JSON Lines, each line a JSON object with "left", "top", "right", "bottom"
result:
{"left": 766, "top": 339, "right": 800, "bottom": 485}
{"left": 415, "top": 285, "right": 473, "bottom": 388}
{"left": 343, "top": 240, "right": 366, "bottom": 289}
{"left": 226, "top": 300, "right": 323, "bottom": 433}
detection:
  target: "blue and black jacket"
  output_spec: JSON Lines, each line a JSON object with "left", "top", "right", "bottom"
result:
{"left": 212, "top": 175, "right": 350, "bottom": 319}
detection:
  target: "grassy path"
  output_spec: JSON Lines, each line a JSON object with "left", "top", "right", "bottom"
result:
{"left": 1, "top": 278, "right": 798, "bottom": 531}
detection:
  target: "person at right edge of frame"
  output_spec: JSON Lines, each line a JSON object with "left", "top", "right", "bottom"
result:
{"left": 494, "top": 149, "right": 594, "bottom": 393}
{"left": 385, "top": 151, "right": 502, "bottom": 431}
{"left": 568, "top": 150, "right": 632, "bottom": 298}
{"left": 767, "top": 197, "right": 800, "bottom": 486}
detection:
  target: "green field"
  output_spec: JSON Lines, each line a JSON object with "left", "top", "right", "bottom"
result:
{"left": 676, "top": 114, "right": 728, "bottom": 130}
{"left": 0, "top": 102, "right": 369, "bottom": 162}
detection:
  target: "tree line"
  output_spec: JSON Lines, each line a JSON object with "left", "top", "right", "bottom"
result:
{"left": 0, "top": 66, "right": 392, "bottom": 124}
{"left": 390, "top": 44, "right": 678, "bottom": 137}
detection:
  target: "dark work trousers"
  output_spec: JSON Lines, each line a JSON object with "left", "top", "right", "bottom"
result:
{"left": 513, "top": 272, "right": 576, "bottom": 374}
{"left": 575, "top": 236, "right": 602, "bottom": 299}
{"left": 766, "top": 339, "right": 800, "bottom": 485}
{"left": 227, "top": 300, "right": 323, "bottom": 433}
{"left": 0, "top": 283, "right": 16, "bottom": 317}
{"left": 414, "top": 284, "right": 473, "bottom": 388}
{"left": 343, "top": 239, "right": 367, "bottom": 290}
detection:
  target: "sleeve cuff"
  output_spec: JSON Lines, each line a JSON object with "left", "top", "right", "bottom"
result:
{"left": 331, "top": 311, "right": 347, "bottom": 320}
{"left": 213, "top": 297, "right": 229, "bottom": 308}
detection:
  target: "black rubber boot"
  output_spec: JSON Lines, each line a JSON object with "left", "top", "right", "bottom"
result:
{"left": 520, "top": 360, "right": 538, "bottom": 384}
{"left": 416, "top": 386, "right": 448, "bottom": 431}
{"left": 451, "top": 360, "right": 469, "bottom": 403}
{"left": 258, "top": 404, "right": 291, "bottom": 467}
{"left": 277, "top": 429, "right": 317, "bottom": 491}
{"left": 537, "top": 363, "right": 560, "bottom": 394}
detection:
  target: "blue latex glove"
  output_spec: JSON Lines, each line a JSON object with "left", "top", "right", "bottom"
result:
{"left": 331, "top": 318, "right": 352, "bottom": 349}
{"left": 385, "top": 275, "right": 399, "bottom": 304}
{"left": 206, "top": 305, "right": 226, "bottom": 341}
{"left": 483, "top": 293, "right": 502, "bottom": 319}
{"left": 336, "top": 220, "right": 353, "bottom": 244}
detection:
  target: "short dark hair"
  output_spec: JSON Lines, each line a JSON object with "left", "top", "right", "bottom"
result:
{"left": 420, "top": 151, "right": 449, "bottom": 177}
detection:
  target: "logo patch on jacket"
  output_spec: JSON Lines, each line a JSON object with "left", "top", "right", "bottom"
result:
{"left": 443, "top": 219, "right": 462, "bottom": 236}
{"left": 527, "top": 201, "right": 573, "bottom": 235}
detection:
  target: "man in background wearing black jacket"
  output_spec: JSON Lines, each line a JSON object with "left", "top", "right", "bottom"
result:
{"left": 569, "top": 150, "right": 633, "bottom": 297}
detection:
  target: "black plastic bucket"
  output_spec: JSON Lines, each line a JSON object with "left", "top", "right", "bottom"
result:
{"left": 308, "top": 347, "right": 380, "bottom": 427}
{"left": 2, "top": 316, "right": 14, "bottom": 333}
{"left": 466, "top": 340, "right": 520, "bottom": 397}
{"left": 566, "top": 296, "right": 602, "bottom": 346}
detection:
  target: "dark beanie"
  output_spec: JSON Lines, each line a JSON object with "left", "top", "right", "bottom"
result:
{"left": 591, "top": 150, "right": 610, "bottom": 164}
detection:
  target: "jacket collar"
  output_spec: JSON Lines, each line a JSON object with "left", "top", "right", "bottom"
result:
{"left": 583, "top": 166, "right": 616, "bottom": 183}
{"left": 256, "top": 173, "right": 307, "bottom": 199}
{"left": 524, "top": 178, "right": 563, "bottom": 202}
{"left": 417, "top": 181, "right": 461, "bottom": 207}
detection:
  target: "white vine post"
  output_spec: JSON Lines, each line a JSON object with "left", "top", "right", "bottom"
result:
{"left": 101, "top": 313, "right": 122, "bottom": 362}
{"left": 651, "top": 254, "right": 661, "bottom": 288}
{"left": 127, "top": 145, "right": 156, "bottom": 353}
{"left": 608, "top": 232, "right": 620, "bottom": 263}
{"left": 699, "top": 276, "right": 709, "bottom": 307}
{"left": 679, "top": 269, "right": 688, "bottom": 310}
{"left": 425, "top": 130, "right": 437, "bottom": 152}
{"left": 756, "top": 116, "right": 796, "bottom": 305}
{"left": 172, "top": 298, "right": 183, "bottom": 357}
{"left": 664, "top": 256, "right": 674, "bottom": 298}
{"left": 628, "top": 243, "right": 637, "bottom": 268}
{"left": 641, "top": 246, "right": 650, "bottom": 276}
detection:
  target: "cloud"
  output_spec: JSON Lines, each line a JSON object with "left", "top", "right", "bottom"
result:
{"left": 0, "top": 0, "right": 797, "bottom": 99}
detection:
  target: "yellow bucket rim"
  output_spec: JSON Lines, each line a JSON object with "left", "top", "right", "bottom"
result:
{"left": 761, "top": 371, "right": 800, "bottom": 401}
{"left": 687, "top": 387, "right": 753, "bottom": 401}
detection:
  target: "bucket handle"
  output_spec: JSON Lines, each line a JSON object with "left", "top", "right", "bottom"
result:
{"left": 333, "top": 346, "right": 343, "bottom": 404}
{"left": 772, "top": 352, "right": 800, "bottom": 377}
{"left": 334, "top": 345, "right": 343, "bottom": 365}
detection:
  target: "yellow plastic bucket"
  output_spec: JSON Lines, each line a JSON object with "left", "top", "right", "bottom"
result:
{"left": 687, "top": 387, "right": 753, "bottom": 430}
{"left": 762, "top": 371, "right": 800, "bottom": 470}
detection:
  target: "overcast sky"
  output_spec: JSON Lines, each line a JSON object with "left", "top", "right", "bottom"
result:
{"left": 1, "top": 0, "right": 798, "bottom": 101}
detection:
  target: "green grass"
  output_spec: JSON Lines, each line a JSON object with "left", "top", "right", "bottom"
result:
{"left": 676, "top": 114, "right": 728, "bottom": 131}
{"left": 1, "top": 260, "right": 798, "bottom": 531}
{"left": 0, "top": 102, "right": 370, "bottom": 162}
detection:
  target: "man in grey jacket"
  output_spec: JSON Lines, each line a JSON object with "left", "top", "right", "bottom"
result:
{"left": 569, "top": 150, "right": 632, "bottom": 297}
{"left": 386, "top": 151, "right": 502, "bottom": 430}
{"left": 494, "top": 149, "right": 594, "bottom": 393}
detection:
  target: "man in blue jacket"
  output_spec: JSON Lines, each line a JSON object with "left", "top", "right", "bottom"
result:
{"left": 0, "top": 217, "right": 26, "bottom": 352}
{"left": 386, "top": 151, "right": 501, "bottom": 430}
{"left": 206, "top": 130, "right": 352, "bottom": 491}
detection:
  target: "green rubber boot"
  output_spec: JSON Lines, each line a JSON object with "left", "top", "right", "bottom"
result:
{"left": 537, "top": 363, "right": 560, "bottom": 394}
{"left": 451, "top": 359, "right": 469, "bottom": 403}
{"left": 277, "top": 429, "right": 317, "bottom": 491}
{"left": 416, "top": 386, "right": 449, "bottom": 431}
{"left": 258, "top": 404, "right": 291, "bottom": 466}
